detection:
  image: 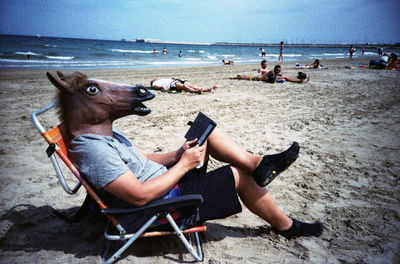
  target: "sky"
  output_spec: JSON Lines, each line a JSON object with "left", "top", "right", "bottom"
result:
{"left": 0, "top": 0, "right": 399, "bottom": 44}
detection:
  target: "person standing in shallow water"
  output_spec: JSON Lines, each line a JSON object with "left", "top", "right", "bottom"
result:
{"left": 349, "top": 45, "right": 356, "bottom": 60}
{"left": 279, "top": 41, "right": 284, "bottom": 62}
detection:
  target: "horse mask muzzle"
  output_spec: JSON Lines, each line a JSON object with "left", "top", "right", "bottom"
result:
{"left": 130, "top": 85, "right": 155, "bottom": 116}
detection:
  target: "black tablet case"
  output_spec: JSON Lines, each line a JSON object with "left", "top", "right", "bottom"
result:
{"left": 184, "top": 112, "right": 216, "bottom": 146}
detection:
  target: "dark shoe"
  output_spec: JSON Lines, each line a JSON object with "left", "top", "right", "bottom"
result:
{"left": 251, "top": 142, "right": 299, "bottom": 187}
{"left": 272, "top": 218, "right": 324, "bottom": 239}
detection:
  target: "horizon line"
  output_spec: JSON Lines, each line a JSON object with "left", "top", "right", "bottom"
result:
{"left": 1, "top": 33, "right": 399, "bottom": 46}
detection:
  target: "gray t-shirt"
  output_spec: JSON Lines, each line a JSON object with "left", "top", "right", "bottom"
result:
{"left": 68, "top": 127, "right": 168, "bottom": 189}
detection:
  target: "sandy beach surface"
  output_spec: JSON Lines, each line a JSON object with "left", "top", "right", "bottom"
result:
{"left": 1, "top": 58, "right": 399, "bottom": 263}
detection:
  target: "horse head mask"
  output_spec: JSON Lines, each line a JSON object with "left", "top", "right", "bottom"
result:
{"left": 47, "top": 71, "right": 155, "bottom": 137}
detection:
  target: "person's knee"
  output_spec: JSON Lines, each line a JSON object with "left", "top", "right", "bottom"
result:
{"left": 230, "top": 165, "right": 247, "bottom": 190}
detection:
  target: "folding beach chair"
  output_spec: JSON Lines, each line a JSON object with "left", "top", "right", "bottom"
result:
{"left": 31, "top": 102, "right": 206, "bottom": 263}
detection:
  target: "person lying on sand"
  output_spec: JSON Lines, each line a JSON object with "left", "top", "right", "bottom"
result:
{"left": 151, "top": 78, "right": 217, "bottom": 94}
{"left": 47, "top": 71, "right": 323, "bottom": 242}
{"left": 230, "top": 65, "right": 308, "bottom": 83}
{"left": 222, "top": 59, "right": 234, "bottom": 65}
{"left": 295, "top": 59, "right": 324, "bottom": 69}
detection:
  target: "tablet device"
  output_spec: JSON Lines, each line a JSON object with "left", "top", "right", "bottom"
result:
{"left": 184, "top": 112, "right": 216, "bottom": 146}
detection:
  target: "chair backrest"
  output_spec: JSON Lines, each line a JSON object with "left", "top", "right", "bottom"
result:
{"left": 32, "top": 102, "right": 125, "bottom": 234}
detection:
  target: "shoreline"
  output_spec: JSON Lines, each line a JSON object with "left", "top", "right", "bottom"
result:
{"left": 0, "top": 57, "right": 399, "bottom": 263}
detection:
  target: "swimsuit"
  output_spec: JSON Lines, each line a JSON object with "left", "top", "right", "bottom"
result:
{"left": 170, "top": 79, "right": 185, "bottom": 89}
{"left": 250, "top": 73, "right": 260, "bottom": 81}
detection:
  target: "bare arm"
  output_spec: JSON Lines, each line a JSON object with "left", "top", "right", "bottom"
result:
{"left": 138, "top": 139, "right": 198, "bottom": 167}
{"left": 103, "top": 143, "right": 205, "bottom": 207}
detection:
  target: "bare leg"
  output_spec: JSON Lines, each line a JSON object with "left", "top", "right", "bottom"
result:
{"left": 185, "top": 83, "right": 217, "bottom": 93}
{"left": 231, "top": 166, "right": 292, "bottom": 230}
{"left": 207, "top": 128, "right": 262, "bottom": 172}
{"left": 281, "top": 76, "right": 307, "bottom": 83}
{"left": 205, "top": 129, "right": 323, "bottom": 237}
{"left": 175, "top": 82, "right": 217, "bottom": 94}
{"left": 229, "top": 75, "right": 250, "bottom": 80}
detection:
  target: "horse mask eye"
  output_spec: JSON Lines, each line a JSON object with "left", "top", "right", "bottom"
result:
{"left": 138, "top": 87, "right": 147, "bottom": 96}
{"left": 86, "top": 85, "right": 99, "bottom": 95}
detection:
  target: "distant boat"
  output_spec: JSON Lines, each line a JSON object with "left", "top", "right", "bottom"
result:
{"left": 36, "top": 34, "right": 41, "bottom": 38}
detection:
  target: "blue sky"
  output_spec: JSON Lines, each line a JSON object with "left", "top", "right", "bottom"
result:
{"left": 0, "top": 0, "right": 399, "bottom": 44}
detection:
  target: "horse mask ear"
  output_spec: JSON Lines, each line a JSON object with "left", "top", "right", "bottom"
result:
{"left": 46, "top": 71, "right": 71, "bottom": 92}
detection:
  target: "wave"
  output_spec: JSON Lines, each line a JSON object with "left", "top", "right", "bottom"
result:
{"left": 46, "top": 55, "right": 74, "bottom": 60}
{"left": 183, "top": 58, "right": 201, "bottom": 61}
{"left": 323, "top": 53, "right": 346, "bottom": 56}
{"left": 221, "top": 54, "right": 235, "bottom": 58}
{"left": 149, "top": 60, "right": 215, "bottom": 66}
{"left": 111, "top": 49, "right": 153, "bottom": 54}
{"left": 15, "top": 51, "right": 41, "bottom": 56}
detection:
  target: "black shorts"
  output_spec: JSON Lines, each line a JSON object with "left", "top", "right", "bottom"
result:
{"left": 178, "top": 163, "right": 242, "bottom": 223}
{"left": 170, "top": 79, "right": 185, "bottom": 89}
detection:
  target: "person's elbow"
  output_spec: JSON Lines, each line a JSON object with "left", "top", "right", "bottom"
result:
{"left": 129, "top": 195, "right": 150, "bottom": 207}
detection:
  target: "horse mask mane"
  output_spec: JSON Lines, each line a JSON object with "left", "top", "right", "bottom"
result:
{"left": 47, "top": 71, "right": 155, "bottom": 138}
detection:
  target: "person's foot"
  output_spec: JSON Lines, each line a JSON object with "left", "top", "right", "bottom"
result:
{"left": 272, "top": 218, "right": 323, "bottom": 239}
{"left": 251, "top": 142, "right": 299, "bottom": 187}
{"left": 211, "top": 85, "right": 218, "bottom": 93}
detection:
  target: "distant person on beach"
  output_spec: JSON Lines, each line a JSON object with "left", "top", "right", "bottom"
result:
{"left": 153, "top": 49, "right": 157, "bottom": 55}
{"left": 362, "top": 49, "right": 365, "bottom": 55}
{"left": 279, "top": 41, "right": 284, "bottom": 62}
{"left": 151, "top": 78, "right": 217, "bottom": 94}
{"left": 222, "top": 59, "right": 234, "bottom": 65}
{"left": 163, "top": 48, "right": 167, "bottom": 55}
{"left": 386, "top": 53, "right": 398, "bottom": 70}
{"left": 178, "top": 50, "right": 182, "bottom": 57}
{"left": 258, "top": 60, "right": 269, "bottom": 75}
{"left": 230, "top": 65, "right": 308, "bottom": 83}
{"left": 25, "top": 55, "right": 31, "bottom": 60}
{"left": 349, "top": 45, "right": 356, "bottom": 60}
{"left": 295, "top": 59, "right": 323, "bottom": 69}
{"left": 379, "top": 52, "right": 389, "bottom": 66}
{"left": 377, "top": 48, "right": 383, "bottom": 56}
{"left": 260, "top": 48, "right": 266, "bottom": 57}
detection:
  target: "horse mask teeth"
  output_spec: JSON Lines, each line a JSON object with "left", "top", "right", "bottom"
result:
{"left": 131, "top": 85, "right": 155, "bottom": 116}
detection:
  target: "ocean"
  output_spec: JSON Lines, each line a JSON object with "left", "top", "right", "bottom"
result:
{"left": 0, "top": 34, "right": 395, "bottom": 70}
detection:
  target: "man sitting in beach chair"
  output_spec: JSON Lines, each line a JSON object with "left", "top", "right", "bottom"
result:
{"left": 48, "top": 71, "right": 322, "bottom": 243}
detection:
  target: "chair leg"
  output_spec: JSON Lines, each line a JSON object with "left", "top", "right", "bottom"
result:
{"left": 103, "top": 215, "right": 158, "bottom": 264}
{"left": 165, "top": 214, "right": 204, "bottom": 261}
{"left": 103, "top": 214, "right": 204, "bottom": 263}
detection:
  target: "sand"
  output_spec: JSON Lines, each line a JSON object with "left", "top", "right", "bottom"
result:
{"left": 0, "top": 58, "right": 399, "bottom": 263}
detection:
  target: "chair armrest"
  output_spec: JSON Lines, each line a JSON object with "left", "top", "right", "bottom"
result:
{"left": 101, "top": 194, "right": 203, "bottom": 215}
